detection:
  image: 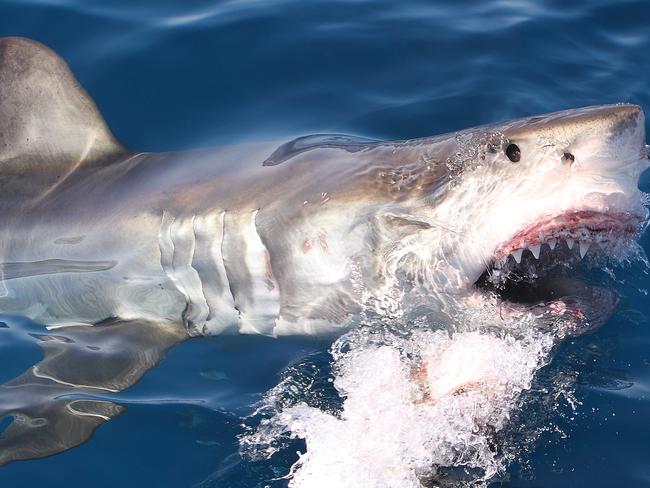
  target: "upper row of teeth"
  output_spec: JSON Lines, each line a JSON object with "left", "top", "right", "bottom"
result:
{"left": 507, "top": 238, "right": 592, "bottom": 263}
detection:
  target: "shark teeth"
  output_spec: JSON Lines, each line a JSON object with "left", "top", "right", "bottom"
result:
{"left": 495, "top": 228, "right": 613, "bottom": 270}
{"left": 505, "top": 238, "right": 592, "bottom": 262}
{"left": 528, "top": 244, "right": 541, "bottom": 259}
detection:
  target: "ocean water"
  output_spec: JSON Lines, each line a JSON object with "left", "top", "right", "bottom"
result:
{"left": 1, "top": 0, "right": 650, "bottom": 487}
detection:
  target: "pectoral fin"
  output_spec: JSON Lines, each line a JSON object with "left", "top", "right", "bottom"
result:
{"left": 0, "top": 389, "right": 124, "bottom": 466}
{"left": 26, "top": 318, "right": 188, "bottom": 392}
{"left": 0, "top": 318, "right": 188, "bottom": 465}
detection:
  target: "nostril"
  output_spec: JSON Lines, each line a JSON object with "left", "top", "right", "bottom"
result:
{"left": 562, "top": 152, "right": 575, "bottom": 165}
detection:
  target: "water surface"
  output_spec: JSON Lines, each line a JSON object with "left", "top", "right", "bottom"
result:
{"left": 1, "top": 0, "right": 650, "bottom": 486}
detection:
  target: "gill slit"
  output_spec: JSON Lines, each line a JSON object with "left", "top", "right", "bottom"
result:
{"left": 221, "top": 209, "right": 241, "bottom": 322}
{"left": 159, "top": 210, "right": 211, "bottom": 335}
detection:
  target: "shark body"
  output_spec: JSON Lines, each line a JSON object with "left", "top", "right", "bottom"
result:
{"left": 0, "top": 37, "right": 647, "bottom": 465}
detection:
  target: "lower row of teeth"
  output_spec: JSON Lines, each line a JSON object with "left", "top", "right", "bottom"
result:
{"left": 507, "top": 238, "right": 592, "bottom": 263}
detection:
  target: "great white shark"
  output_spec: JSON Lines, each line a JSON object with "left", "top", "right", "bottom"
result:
{"left": 0, "top": 37, "right": 648, "bottom": 465}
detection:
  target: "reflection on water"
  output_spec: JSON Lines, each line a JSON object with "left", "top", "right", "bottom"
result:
{"left": 0, "top": 319, "right": 185, "bottom": 465}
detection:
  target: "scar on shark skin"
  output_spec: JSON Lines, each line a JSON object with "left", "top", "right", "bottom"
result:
{"left": 302, "top": 231, "right": 329, "bottom": 254}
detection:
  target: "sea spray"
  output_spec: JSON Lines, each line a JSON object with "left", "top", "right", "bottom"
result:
{"left": 242, "top": 325, "right": 555, "bottom": 487}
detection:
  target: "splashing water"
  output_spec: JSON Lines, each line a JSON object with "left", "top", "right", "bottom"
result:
{"left": 239, "top": 243, "right": 650, "bottom": 487}
{"left": 241, "top": 321, "right": 558, "bottom": 487}
{"left": 238, "top": 212, "right": 650, "bottom": 487}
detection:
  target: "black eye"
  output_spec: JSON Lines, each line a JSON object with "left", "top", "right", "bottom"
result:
{"left": 505, "top": 143, "right": 521, "bottom": 162}
{"left": 562, "top": 152, "right": 575, "bottom": 164}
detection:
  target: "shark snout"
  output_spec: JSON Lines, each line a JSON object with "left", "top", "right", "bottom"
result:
{"left": 600, "top": 104, "right": 645, "bottom": 150}
{"left": 507, "top": 104, "right": 645, "bottom": 146}
{"left": 602, "top": 103, "right": 644, "bottom": 130}
{"left": 556, "top": 104, "right": 647, "bottom": 176}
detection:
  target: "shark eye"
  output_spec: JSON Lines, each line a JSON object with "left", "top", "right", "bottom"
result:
{"left": 562, "top": 152, "right": 575, "bottom": 164}
{"left": 505, "top": 143, "right": 521, "bottom": 162}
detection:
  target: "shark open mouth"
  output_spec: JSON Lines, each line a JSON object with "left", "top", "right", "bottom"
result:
{"left": 474, "top": 209, "right": 646, "bottom": 334}
{"left": 492, "top": 210, "right": 641, "bottom": 262}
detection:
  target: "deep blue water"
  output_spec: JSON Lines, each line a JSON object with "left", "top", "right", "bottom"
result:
{"left": 1, "top": 0, "right": 650, "bottom": 486}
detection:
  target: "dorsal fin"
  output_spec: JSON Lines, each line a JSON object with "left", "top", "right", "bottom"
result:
{"left": 0, "top": 37, "right": 128, "bottom": 198}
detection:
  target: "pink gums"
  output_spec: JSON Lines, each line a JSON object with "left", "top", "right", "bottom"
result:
{"left": 493, "top": 210, "right": 642, "bottom": 261}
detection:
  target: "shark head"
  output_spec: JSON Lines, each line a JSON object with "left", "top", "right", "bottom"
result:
{"left": 366, "top": 104, "right": 649, "bottom": 333}
{"left": 454, "top": 105, "right": 647, "bottom": 279}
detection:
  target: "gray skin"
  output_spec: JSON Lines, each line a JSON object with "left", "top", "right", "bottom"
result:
{"left": 0, "top": 37, "right": 647, "bottom": 464}
{"left": 0, "top": 38, "right": 449, "bottom": 338}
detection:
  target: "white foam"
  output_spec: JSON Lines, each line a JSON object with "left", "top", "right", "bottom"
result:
{"left": 243, "top": 327, "right": 555, "bottom": 487}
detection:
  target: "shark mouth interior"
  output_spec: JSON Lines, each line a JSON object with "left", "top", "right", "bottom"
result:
{"left": 474, "top": 210, "right": 644, "bottom": 332}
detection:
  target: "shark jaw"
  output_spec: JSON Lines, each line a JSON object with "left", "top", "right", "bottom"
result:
{"left": 458, "top": 105, "right": 649, "bottom": 334}
{"left": 377, "top": 104, "right": 650, "bottom": 335}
